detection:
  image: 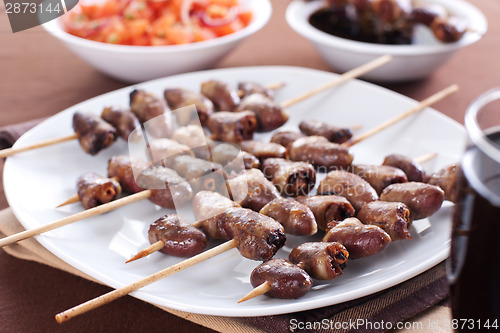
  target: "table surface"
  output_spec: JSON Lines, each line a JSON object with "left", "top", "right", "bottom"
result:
{"left": 0, "top": 0, "right": 498, "bottom": 332}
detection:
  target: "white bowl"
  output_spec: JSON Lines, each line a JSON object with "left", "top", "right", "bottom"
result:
{"left": 286, "top": 0, "right": 487, "bottom": 82}
{"left": 43, "top": 0, "right": 271, "bottom": 83}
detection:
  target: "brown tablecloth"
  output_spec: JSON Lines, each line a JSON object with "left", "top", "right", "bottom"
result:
{"left": 0, "top": 0, "right": 498, "bottom": 332}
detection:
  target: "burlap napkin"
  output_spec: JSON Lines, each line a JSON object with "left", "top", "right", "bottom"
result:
{"left": 0, "top": 119, "right": 452, "bottom": 333}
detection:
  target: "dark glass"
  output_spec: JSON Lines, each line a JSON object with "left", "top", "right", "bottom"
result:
{"left": 448, "top": 89, "right": 500, "bottom": 331}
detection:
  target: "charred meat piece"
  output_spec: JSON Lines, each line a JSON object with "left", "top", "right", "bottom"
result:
{"left": 259, "top": 197, "right": 317, "bottom": 236}
{"left": 107, "top": 155, "right": 149, "bottom": 193}
{"left": 101, "top": 107, "right": 141, "bottom": 142}
{"left": 289, "top": 242, "right": 349, "bottom": 280}
{"left": 218, "top": 207, "right": 286, "bottom": 261}
{"left": 288, "top": 136, "right": 354, "bottom": 169}
{"left": 350, "top": 164, "right": 408, "bottom": 194}
{"left": 207, "top": 111, "right": 257, "bottom": 143}
{"left": 299, "top": 119, "right": 353, "bottom": 144}
{"left": 136, "top": 164, "right": 193, "bottom": 209}
{"left": 238, "top": 81, "right": 275, "bottom": 99}
{"left": 382, "top": 154, "right": 426, "bottom": 182}
{"left": 201, "top": 80, "right": 240, "bottom": 111}
{"left": 239, "top": 140, "right": 287, "bottom": 163}
{"left": 250, "top": 258, "right": 313, "bottom": 299}
{"left": 148, "top": 138, "right": 194, "bottom": 166}
{"left": 317, "top": 170, "right": 379, "bottom": 211}
{"left": 380, "top": 182, "right": 444, "bottom": 220}
{"left": 192, "top": 191, "right": 241, "bottom": 239}
{"left": 428, "top": 163, "right": 459, "bottom": 203}
{"left": 261, "top": 158, "right": 316, "bottom": 197}
{"left": 73, "top": 111, "right": 117, "bottom": 155}
{"left": 270, "top": 131, "right": 305, "bottom": 147}
{"left": 130, "top": 89, "right": 174, "bottom": 138}
{"left": 323, "top": 217, "right": 391, "bottom": 259}
{"left": 226, "top": 169, "right": 281, "bottom": 211}
{"left": 148, "top": 214, "right": 207, "bottom": 257}
{"left": 235, "top": 93, "right": 289, "bottom": 132}
{"left": 164, "top": 88, "right": 214, "bottom": 126}
{"left": 296, "top": 195, "right": 355, "bottom": 231}
{"left": 171, "top": 155, "right": 226, "bottom": 193}
{"left": 357, "top": 201, "right": 412, "bottom": 241}
{"left": 76, "top": 172, "right": 122, "bottom": 209}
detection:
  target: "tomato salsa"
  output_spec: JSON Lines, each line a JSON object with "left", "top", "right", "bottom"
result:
{"left": 61, "top": 0, "right": 253, "bottom": 46}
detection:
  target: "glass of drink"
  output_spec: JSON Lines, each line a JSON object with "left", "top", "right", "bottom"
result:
{"left": 448, "top": 87, "right": 500, "bottom": 330}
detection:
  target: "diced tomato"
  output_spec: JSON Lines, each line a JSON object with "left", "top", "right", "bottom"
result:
{"left": 62, "top": 0, "right": 251, "bottom": 46}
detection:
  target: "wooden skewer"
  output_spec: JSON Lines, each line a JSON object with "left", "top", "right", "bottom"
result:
{"left": 279, "top": 54, "right": 392, "bottom": 109}
{"left": 0, "top": 190, "right": 152, "bottom": 248}
{"left": 56, "top": 194, "right": 80, "bottom": 208}
{"left": 344, "top": 84, "right": 459, "bottom": 147}
{"left": 414, "top": 152, "right": 437, "bottom": 165}
{"left": 0, "top": 133, "right": 78, "bottom": 159}
{"left": 55, "top": 238, "right": 238, "bottom": 324}
{"left": 125, "top": 220, "right": 203, "bottom": 263}
{"left": 0, "top": 53, "right": 389, "bottom": 160}
{"left": 56, "top": 177, "right": 121, "bottom": 208}
{"left": 238, "top": 281, "right": 271, "bottom": 303}
{"left": 0, "top": 83, "right": 283, "bottom": 160}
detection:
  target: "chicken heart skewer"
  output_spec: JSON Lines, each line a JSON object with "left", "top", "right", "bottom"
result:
{"left": 0, "top": 55, "right": 392, "bottom": 159}
{"left": 0, "top": 85, "right": 457, "bottom": 248}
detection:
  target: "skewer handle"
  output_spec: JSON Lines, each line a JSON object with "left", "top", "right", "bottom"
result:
{"left": 279, "top": 54, "right": 393, "bottom": 109}
{"left": 238, "top": 281, "right": 271, "bottom": 303}
{"left": 55, "top": 238, "right": 238, "bottom": 323}
{"left": 0, "top": 190, "right": 152, "bottom": 248}
{"left": 0, "top": 133, "right": 78, "bottom": 159}
{"left": 125, "top": 240, "right": 165, "bottom": 263}
{"left": 345, "top": 84, "right": 459, "bottom": 147}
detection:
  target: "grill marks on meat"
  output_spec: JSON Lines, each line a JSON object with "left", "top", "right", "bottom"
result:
{"left": 250, "top": 259, "right": 313, "bottom": 299}
{"left": 289, "top": 242, "right": 349, "bottom": 280}
{"left": 148, "top": 214, "right": 207, "bottom": 257}
{"left": 218, "top": 207, "right": 286, "bottom": 261}
{"left": 76, "top": 172, "right": 122, "bottom": 209}
{"left": 72, "top": 111, "right": 117, "bottom": 155}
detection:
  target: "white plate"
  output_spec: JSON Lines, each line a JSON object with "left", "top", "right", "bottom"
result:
{"left": 3, "top": 66, "right": 465, "bottom": 317}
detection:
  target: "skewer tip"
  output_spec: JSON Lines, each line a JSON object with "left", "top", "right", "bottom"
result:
{"left": 56, "top": 194, "right": 80, "bottom": 208}
{"left": 125, "top": 240, "right": 165, "bottom": 263}
{"left": 238, "top": 281, "right": 271, "bottom": 303}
